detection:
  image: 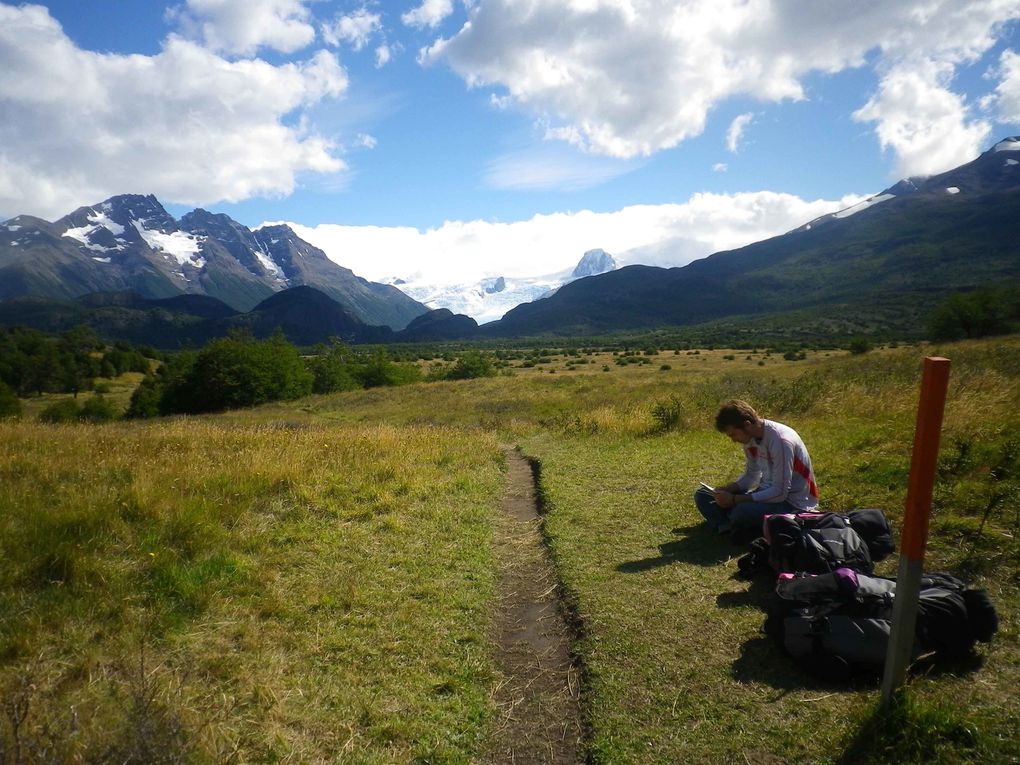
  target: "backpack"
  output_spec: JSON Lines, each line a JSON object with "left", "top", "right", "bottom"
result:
{"left": 738, "top": 509, "right": 895, "bottom": 578}
{"left": 764, "top": 568, "right": 999, "bottom": 679}
{"left": 765, "top": 512, "right": 875, "bottom": 575}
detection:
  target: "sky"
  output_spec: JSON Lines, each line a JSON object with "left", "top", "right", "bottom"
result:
{"left": 2, "top": 0, "right": 1020, "bottom": 289}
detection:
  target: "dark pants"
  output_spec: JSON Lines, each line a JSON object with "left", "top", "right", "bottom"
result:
{"left": 693, "top": 487, "right": 797, "bottom": 536}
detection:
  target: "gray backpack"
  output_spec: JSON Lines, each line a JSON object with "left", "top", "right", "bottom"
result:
{"left": 764, "top": 568, "right": 998, "bottom": 680}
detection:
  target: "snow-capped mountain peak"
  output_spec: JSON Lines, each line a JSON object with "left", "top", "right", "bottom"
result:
{"left": 397, "top": 249, "right": 618, "bottom": 323}
{"left": 572, "top": 248, "right": 617, "bottom": 278}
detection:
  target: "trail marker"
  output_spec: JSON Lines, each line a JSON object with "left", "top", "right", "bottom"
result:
{"left": 881, "top": 356, "right": 951, "bottom": 705}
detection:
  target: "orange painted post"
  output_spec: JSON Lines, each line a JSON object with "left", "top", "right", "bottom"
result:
{"left": 881, "top": 356, "right": 951, "bottom": 705}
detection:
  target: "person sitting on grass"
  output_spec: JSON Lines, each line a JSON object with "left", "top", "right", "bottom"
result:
{"left": 695, "top": 399, "right": 818, "bottom": 539}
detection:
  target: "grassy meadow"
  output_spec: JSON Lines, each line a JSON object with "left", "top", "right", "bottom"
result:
{"left": 2, "top": 337, "right": 1018, "bottom": 763}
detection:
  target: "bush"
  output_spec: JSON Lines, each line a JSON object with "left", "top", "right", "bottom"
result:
{"left": 847, "top": 337, "right": 873, "bottom": 355}
{"left": 0, "top": 381, "right": 20, "bottom": 418}
{"left": 352, "top": 348, "right": 420, "bottom": 388}
{"left": 79, "top": 395, "right": 119, "bottom": 423}
{"left": 651, "top": 395, "right": 690, "bottom": 432}
{"left": 445, "top": 351, "right": 497, "bottom": 380}
{"left": 126, "top": 375, "right": 164, "bottom": 418}
{"left": 39, "top": 399, "right": 81, "bottom": 423}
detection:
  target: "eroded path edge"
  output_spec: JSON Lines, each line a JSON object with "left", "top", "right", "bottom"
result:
{"left": 488, "top": 446, "right": 587, "bottom": 764}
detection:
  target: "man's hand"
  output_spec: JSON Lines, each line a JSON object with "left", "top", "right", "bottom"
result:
{"left": 713, "top": 490, "right": 736, "bottom": 509}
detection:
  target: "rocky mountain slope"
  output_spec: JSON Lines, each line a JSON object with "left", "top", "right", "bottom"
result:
{"left": 0, "top": 194, "right": 427, "bottom": 329}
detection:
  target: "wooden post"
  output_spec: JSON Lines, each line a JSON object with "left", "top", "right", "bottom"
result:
{"left": 881, "top": 356, "right": 951, "bottom": 705}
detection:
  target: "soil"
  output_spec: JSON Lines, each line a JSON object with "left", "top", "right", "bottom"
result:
{"left": 488, "top": 447, "right": 586, "bottom": 764}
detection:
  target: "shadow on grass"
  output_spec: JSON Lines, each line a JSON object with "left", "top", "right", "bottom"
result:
{"left": 615, "top": 523, "right": 736, "bottom": 572}
{"left": 732, "top": 636, "right": 987, "bottom": 697}
{"left": 731, "top": 636, "right": 878, "bottom": 694}
{"left": 715, "top": 574, "right": 775, "bottom": 611}
{"left": 835, "top": 683, "right": 989, "bottom": 765}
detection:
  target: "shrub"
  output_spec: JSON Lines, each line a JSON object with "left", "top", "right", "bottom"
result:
{"left": 126, "top": 376, "right": 163, "bottom": 418}
{"left": 0, "top": 380, "right": 20, "bottom": 419}
{"left": 352, "top": 348, "right": 420, "bottom": 388}
{"left": 445, "top": 351, "right": 497, "bottom": 380}
{"left": 847, "top": 337, "right": 873, "bottom": 354}
{"left": 79, "top": 395, "right": 119, "bottom": 423}
{"left": 650, "top": 395, "right": 690, "bottom": 432}
{"left": 39, "top": 399, "right": 81, "bottom": 423}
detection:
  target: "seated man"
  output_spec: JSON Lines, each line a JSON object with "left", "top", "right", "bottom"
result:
{"left": 695, "top": 399, "right": 818, "bottom": 537}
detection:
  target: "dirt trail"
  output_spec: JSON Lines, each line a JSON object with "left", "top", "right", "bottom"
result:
{"left": 489, "top": 447, "right": 586, "bottom": 764}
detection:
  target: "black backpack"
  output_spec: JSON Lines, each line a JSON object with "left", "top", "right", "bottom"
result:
{"left": 764, "top": 569, "right": 999, "bottom": 679}
{"left": 738, "top": 509, "right": 895, "bottom": 578}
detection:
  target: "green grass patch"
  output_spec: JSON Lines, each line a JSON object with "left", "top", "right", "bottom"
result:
{"left": 0, "top": 419, "right": 504, "bottom": 762}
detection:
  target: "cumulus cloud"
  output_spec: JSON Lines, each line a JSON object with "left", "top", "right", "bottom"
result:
{"left": 170, "top": 0, "right": 316, "bottom": 55}
{"left": 402, "top": 0, "right": 455, "bottom": 29}
{"left": 277, "top": 190, "right": 866, "bottom": 286}
{"left": 421, "top": 0, "right": 1020, "bottom": 162}
{"left": 726, "top": 113, "right": 754, "bottom": 153}
{"left": 713, "top": 163, "right": 728, "bottom": 172}
{"left": 322, "top": 7, "right": 382, "bottom": 52}
{"left": 0, "top": 4, "right": 348, "bottom": 220}
{"left": 991, "top": 49, "right": 1020, "bottom": 123}
{"left": 853, "top": 59, "right": 992, "bottom": 177}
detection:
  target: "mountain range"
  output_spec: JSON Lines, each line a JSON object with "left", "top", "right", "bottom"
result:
{"left": 481, "top": 136, "right": 1020, "bottom": 337}
{"left": 393, "top": 248, "right": 618, "bottom": 324}
{"left": 0, "top": 194, "right": 427, "bottom": 330}
{"left": 2, "top": 137, "right": 1019, "bottom": 346}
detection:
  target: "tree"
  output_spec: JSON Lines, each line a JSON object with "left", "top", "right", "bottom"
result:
{"left": 307, "top": 340, "right": 360, "bottom": 394}
{"left": 929, "top": 287, "right": 1020, "bottom": 341}
{"left": 147, "top": 332, "right": 312, "bottom": 414}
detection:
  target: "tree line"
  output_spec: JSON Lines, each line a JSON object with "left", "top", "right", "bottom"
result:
{"left": 0, "top": 326, "right": 157, "bottom": 419}
{"left": 125, "top": 332, "right": 497, "bottom": 418}
{"left": 928, "top": 286, "right": 1020, "bottom": 342}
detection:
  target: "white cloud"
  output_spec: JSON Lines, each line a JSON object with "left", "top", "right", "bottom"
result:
{"left": 322, "top": 8, "right": 382, "bottom": 52}
{"left": 853, "top": 59, "right": 992, "bottom": 177}
{"left": 402, "top": 0, "right": 455, "bottom": 29}
{"left": 276, "top": 190, "right": 866, "bottom": 286}
{"left": 483, "top": 146, "right": 637, "bottom": 191}
{"left": 726, "top": 113, "right": 754, "bottom": 153}
{"left": 375, "top": 44, "right": 393, "bottom": 67}
{"left": 0, "top": 4, "right": 348, "bottom": 220}
{"left": 170, "top": 0, "right": 316, "bottom": 56}
{"left": 713, "top": 163, "right": 728, "bottom": 172}
{"left": 422, "top": 0, "right": 1020, "bottom": 159}
{"left": 355, "top": 133, "right": 378, "bottom": 149}
{"left": 991, "top": 49, "right": 1020, "bottom": 123}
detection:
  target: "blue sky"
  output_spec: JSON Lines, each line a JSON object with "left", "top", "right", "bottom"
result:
{"left": 3, "top": 1, "right": 1020, "bottom": 288}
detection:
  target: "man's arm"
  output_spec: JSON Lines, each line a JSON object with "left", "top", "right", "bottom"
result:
{"left": 713, "top": 448, "right": 761, "bottom": 508}
{"left": 750, "top": 438, "right": 795, "bottom": 504}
